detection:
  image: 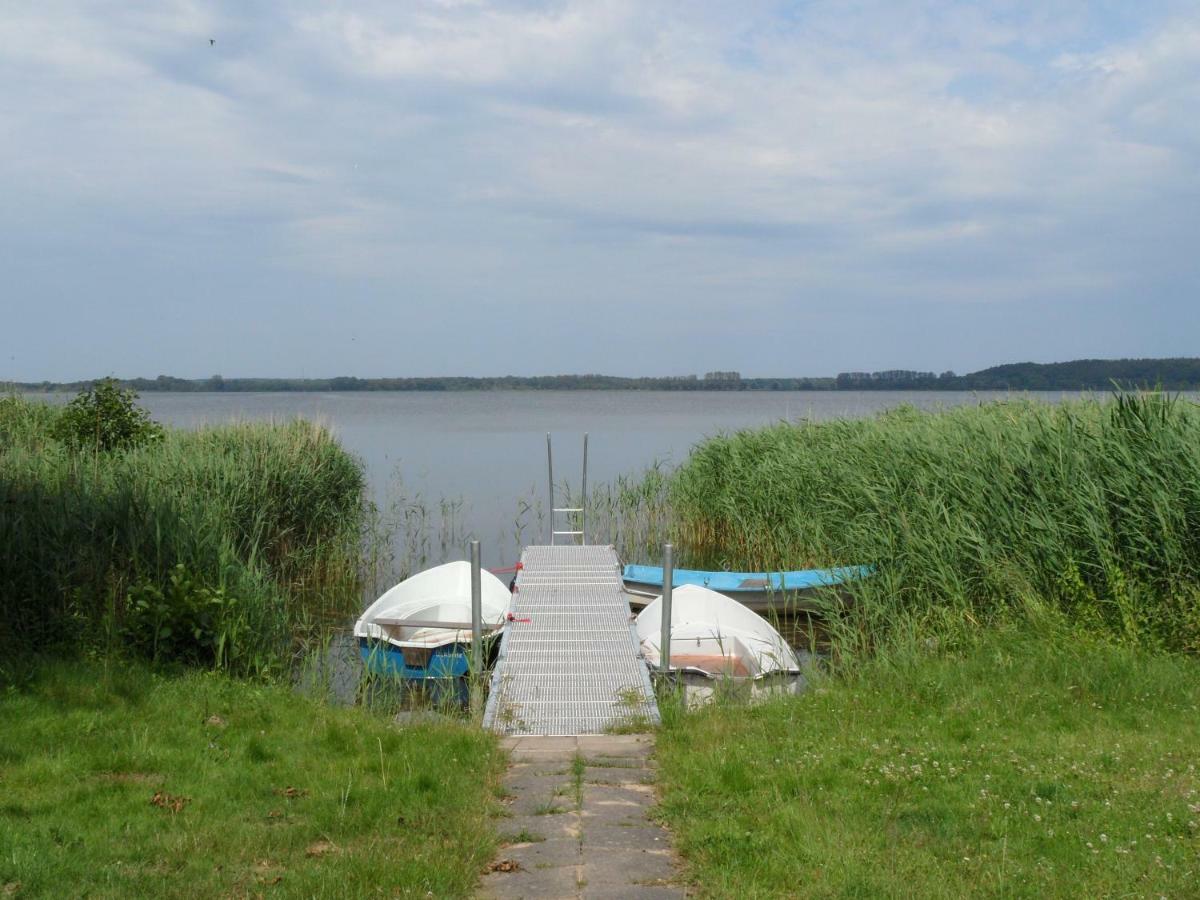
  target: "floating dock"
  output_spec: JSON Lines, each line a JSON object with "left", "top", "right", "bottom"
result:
{"left": 483, "top": 544, "right": 659, "bottom": 736}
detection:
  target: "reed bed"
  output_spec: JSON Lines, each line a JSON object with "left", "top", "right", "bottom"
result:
{"left": 668, "top": 393, "right": 1200, "bottom": 654}
{"left": 0, "top": 396, "right": 365, "bottom": 674}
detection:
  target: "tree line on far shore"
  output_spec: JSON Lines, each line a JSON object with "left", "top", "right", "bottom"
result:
{"left": 9, "top": 357, "right": 1200, "bottom": 394}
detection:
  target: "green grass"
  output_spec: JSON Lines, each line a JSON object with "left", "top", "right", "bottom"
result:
{"left": 0, "top": 395, "right": 365, "bottom": 673}
{"left": 655, "top": 632, "right": 1200, "bottom": 898}
{"left": 0, "top": 657, "right": 504, "bottom": 898}
{"left": 668, "top": 393, "right": 1200, "bottom": 654}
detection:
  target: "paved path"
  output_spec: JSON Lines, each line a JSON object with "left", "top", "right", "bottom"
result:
{"left": 477, "top": 735, "right": 686, "bottom": 899}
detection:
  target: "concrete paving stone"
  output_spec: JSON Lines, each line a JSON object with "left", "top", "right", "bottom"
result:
{"left": 583, "top": 755, "right": 657, "bottom": 770}
{"left": 505, "top": 789, "right": 577, "bottom": 818}
{"left": 582, "top": 783, "right": 657, "bottom": 808}
{"left": 575, "top": 735, "right": 654, "bottom": 757}
{"left": 508, "top": 799, "right": 574, "bottom": 819}
{"left": 504, "top": 775, "right": 573, "bottom": 798}
{"left": 498, "top": 836, "right": 583, "bottom": 871}
{"left": 581, "top": 824, "right": 672, "bottom": 851}
{"left": 506, "top": 762, "right": 576, "bottom": 783}
{"left": 497, "top": 814, "right": 580, "bottom": 844}
{"left": 507, "top": 748, "right": 581, "bottom": 764}
{"left": 477, "top": 864, "right": 584, "bottom": 900}
{"left": 502, "top": 735, "right": 580, "bottom": 753}
{"left": 578, "top": 802, "right": 648, "bottom": 828}
{"left": 578, "top": 849, "right": 677, "bottom": 888}
{"left": 505, "top": 771, "right": 573, "bottom": 792}
{"left": 581, "top": 884, "right": 684, "bottom": 900}
{"left": 527, "top": 764, "right": 575, "bottom": 778}
{"left": 582, "top": 766, "right": 656, "bottom": 786}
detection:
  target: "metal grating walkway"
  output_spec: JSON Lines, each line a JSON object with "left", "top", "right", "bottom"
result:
{"left": 483, "top": 545, "right": 659, "bottom": 736}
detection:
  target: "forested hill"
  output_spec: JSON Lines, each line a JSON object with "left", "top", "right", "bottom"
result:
{"left": 8, "top": 358, "right": 1200, "bottom": 393}
{"left": 965, "top": 358, "right": 1200, "bottom": 390}
{"left": 835, "top": 358, "right": 1200, "bottom": 391}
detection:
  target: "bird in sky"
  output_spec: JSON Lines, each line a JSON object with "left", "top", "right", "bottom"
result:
{"left": 209, "top": 38, "right": 215, "bottom": 46}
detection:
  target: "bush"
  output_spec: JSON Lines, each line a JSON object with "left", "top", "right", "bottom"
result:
{"left": 50, "top": 378, "right": 163, "bottom": 451}
{"left": 121, "top": 565, "right": 249, "bottom": 668}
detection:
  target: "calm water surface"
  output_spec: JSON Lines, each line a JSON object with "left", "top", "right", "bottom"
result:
{"left": 30, "top": 389, "right": 1101, "bottom": 565}
{"left": 159, "top": 390, "right": 1084, "bottom": 563}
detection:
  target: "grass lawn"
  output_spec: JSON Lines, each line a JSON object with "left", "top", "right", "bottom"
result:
{"left": 655, "top": 633, "right": 1200, "bottom": 898}
{"left": 0, "top": 659, "right": 504, "bottom": 898}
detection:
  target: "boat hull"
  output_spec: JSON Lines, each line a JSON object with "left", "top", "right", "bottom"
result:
{"left": 358, "top": 638, "right": 474, "bottom": 680}
{"left": 353, "top": 561, "right": 511, "bottom": 675}
{"left": 636, "top": 584, "right": 803, "bottom": 679}
{"left": 623, "top": 563, "right": 869, "bottom": 612}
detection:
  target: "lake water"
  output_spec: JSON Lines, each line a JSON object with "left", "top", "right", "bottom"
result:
{"left": 28, "top": 389, "right": 1102, "bottom": 566}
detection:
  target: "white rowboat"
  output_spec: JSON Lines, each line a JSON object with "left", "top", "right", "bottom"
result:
{"left": 636, "top": 584, "right": 802, "bottom": 679}
{"left": 354, "top": 561, "right": 510, "bottom": 678}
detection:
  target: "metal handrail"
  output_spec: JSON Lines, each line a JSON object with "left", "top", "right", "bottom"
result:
{"left": 547, "top": 432, "right": 588, "bottom": 545}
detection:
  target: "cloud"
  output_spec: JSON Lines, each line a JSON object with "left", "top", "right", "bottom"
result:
{"left": 1, "top": 0, "right": 1197, "bottom": 379}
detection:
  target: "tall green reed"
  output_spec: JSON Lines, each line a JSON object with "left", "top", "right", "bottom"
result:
{"left": 667, "top": 394, "right": 1200, "bottom": 656}
{"left": 0, "top": 396, "right": 365, "bottom": 675}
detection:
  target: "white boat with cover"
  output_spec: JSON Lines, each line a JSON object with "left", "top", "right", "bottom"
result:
{"left": 354, "top": 561, "right": 510, "bottom": 679}
{"left": 636, "top": 584, "right": 803, "bottom": 680}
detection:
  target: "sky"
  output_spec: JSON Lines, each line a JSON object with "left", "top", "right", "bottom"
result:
{"left": 2, "top": 1, "right": 1197, "bottom": 381}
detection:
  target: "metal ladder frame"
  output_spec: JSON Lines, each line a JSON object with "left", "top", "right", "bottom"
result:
{"left": 546, "top": 432, "right": 587, "bottom": 545}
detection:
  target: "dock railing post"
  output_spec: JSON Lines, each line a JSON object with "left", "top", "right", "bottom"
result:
{"left": 659, "top": 543, "right": 673, "bottom": 675}
{"left": 546, "top": 433, "right": 554, "bottom": 544}
{"left": 470, "top": 540, "right": 483, "bottom": 715}
{"left": 581, "top": 433, "right": 588, "bottom": 545}
{"left": 470, "top": 540, "right": 483, "bottom": 674}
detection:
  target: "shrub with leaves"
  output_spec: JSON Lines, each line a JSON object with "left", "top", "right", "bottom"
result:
{"left": 122, "top": 565, "right": 247, "bottom": 669}
{"left": 51, "top": 377, "right": 163, "bottom": 451}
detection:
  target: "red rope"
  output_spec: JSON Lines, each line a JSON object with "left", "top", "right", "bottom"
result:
{"left": 488, "top": 562, "right": 524, "bottom": 574}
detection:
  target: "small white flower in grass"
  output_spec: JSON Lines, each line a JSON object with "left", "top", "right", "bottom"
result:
{"left": 1100, "top": 833, "right": 1108, "bottom": 843}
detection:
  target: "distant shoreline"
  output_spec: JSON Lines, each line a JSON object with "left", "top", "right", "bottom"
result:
{"left": 6, "top": 357, "right": 1200, "bottom": 393}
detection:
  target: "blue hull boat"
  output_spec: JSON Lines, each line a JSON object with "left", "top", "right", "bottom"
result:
{"left": 354, "top": 560, "right": 510, "bottom": 682}
{"left": 623, "top": 564, "right": 870, "bottom": 611}
{"left": 358, "top": 638, "right": 475, "bottom": 679}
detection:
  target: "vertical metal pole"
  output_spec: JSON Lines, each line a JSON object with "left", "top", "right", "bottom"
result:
{"left": 659, "top": 543, "right": 673, "bottom": 674}
{"left": 546, "top": 432, "right": 554, "bottom": 544}
{"left": 581, "top": 432, "right": 588, "bottom": 546}
{"left": 470, "top": 540, "right": 482, "bottom": 674}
